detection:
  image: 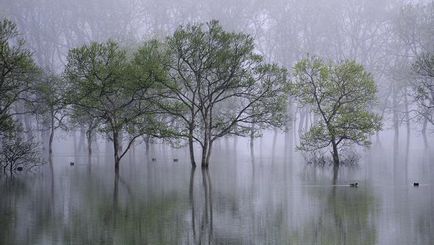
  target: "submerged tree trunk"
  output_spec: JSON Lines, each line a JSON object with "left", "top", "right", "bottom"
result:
{"left": 201, "top": 114, "right": 212, "bottom": 168}
{"left": 144, "top": 136, "right": 150, "bottom": 153}
{"left": 201, "top": 142, "right": 209, "bottom": 168}
{"left": 113, "top": 130, "right": 121, "bottom": 174}
{"left": 332, "top": 164, "right": 339, "bottom": 185}
{"left": 189, "top": 126, "right": 196, "bottom": 168}
{"left": 86, "top": 128, "right": 93, "bottom": 156}
{"left": 205, "top": 141, "right": 213, "bottom": 167}
{"left": 331, "top": 140, "right": 340, "bottom": 166}
{"left": 200, "top": 138, "right": 214, "bottom": 168}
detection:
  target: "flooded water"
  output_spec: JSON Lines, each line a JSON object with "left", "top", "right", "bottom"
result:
{"left": 1, "top": 130, "right": 433, "bottom": 245}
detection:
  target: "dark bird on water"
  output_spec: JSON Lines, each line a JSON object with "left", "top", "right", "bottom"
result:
{"left": 350, "top": 183, "right": 358, "bottom": 187}
{"left": 70, "top": 162, "right": 74, "bottom": 166}
{"left": 151, "top": 158, "right": 156, "bottom": 161}
{"left": 173, "top": 158, "right": 179, "bottom": 162}
{"left": 414, "top": 182, "right": 419, "bottom": 187}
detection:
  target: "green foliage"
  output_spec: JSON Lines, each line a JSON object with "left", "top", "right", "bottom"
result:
{"left": 64, "top": 40, "right": 165, "bottom": 165}
{"left": 33, "top": 74, "right": 69, "bottom": 131}
{"left": 0, "top": 18, "right": 40, "bottom": 135}
{"left": 156, "top": 20, "right": 288, "bottom": 165}
{"left": 291, "top": 56, "right": 382, "bottom": 162}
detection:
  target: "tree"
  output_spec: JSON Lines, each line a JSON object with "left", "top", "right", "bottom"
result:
{"left": 0, "top": 18, "right": 39, "bottom": 135}
{"left": 291, "top": 56, "right": 382, "bottom": 167}
{"left": 64, "top": 41, "right": 163, "bottom": 173}
{"left": 33, "top": 74, "right": 68, "bottom": 156}
{"left": 0, "top": 127, "right": 41, "bottom": 175}
{"left": 411, "top": 53, "right": 434, "bottom": 125}
{"left": 69, "top": 108, "right": 100, "bottom": 156}
{"left": 157, "top": 21, "right": 288, "bottom": 168}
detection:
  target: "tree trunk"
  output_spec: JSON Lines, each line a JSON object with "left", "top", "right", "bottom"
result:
{"left": 205, "top": 141, "right": 213, "bottom": 167}
{"left": 404, "top": 91, "right": 410, "bottom": 136}
{"left": 331, "top": 140, "right": 340, "bottom": 166}
{"left": 24, "top": 114, "right": 33, "bottom": 141}
{"left": 392, "top": 83, "right": 399, "bottom": 137}
{"left": 144, "top": 136, "right": 150, "bottom": 153}
{"left": 298, "top": 109, "right": 305, "bottom": 134}
{"left": 422, "top": 117, "right": 428, "bottom": 148}
{"left": 201, "top": 141, "right": 209, "bottom": 168}
{"left": 272, "top": 128, "right": 278, "bottom": 165}
{"left": 201, "top": 114, "right": 210, "bottom": 168}
{"left": 201, "top": 135, "right": 214, "bottom": 168}
{"left": 79, "top": 127, "right": 85, "bottom": 152}
{"left": 189, "top": 127, "right": 196, "bottom": 167}
{"left": 332, "top": 164, "right": 339, "bottom": 185}
{"left": 49, "top": 114, "right": 55, "bottom": 156}
{"left": 249, "top": 125, "right": 254, "bottom": 152}
{"left": 113, "top": 130, "right": 120, "bottom": 174}
{"left": 87, "top": 129, "right": 92, "bottom": 156}
{"left": 9, "top": 161, "right": 13, "bottom": 175}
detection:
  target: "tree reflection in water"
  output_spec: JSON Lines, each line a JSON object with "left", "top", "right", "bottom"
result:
{"left": 0, "top": 138, "right": 433, "bottom": 244}
{"left": 189, "top": 168, "right": 214, "bottom": 244}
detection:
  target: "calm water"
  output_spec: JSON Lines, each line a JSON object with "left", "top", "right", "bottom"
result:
{"left": 1, "top": 130, "right": 433, "bottom": 245}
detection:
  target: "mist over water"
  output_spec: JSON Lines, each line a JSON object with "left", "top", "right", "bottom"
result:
{"left": 1, "top": 0, "right": 434, "bottom": 244}
{"left": 0, "top": 129, "right": 433, "bottom": 244}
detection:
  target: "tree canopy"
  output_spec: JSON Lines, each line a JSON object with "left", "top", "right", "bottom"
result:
{"left": 157, "top": 20, "right": 288, "bottom": 167}
{"left": 64, "top": 41, "right": 165, "bottom": 172}
{"left": 291, "top": 56, "right": 382, "bottom": 166}
{"left": 0, "top": 19, "right": 39, "bottom": 135}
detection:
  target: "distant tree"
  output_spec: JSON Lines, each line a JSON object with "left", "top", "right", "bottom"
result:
{"left": 157, "top": 21, "right": 288, "bottom": 168}
{"left": 0, "top": 18, "right": 39, "bottom": 135}
{"left": 64, "top": 41, "right": 163, "bottom": 173}
{"left": 291, "top": 57, "right": 382, "bottom": 167}
{"left": 411, "top": 53, "right": 434, "bottom": 125}
{"left": 69, "top": 109, "right": 100, "bottom": 156}
{"left": 33, "top": 75, "right": 69, "bottom": 156}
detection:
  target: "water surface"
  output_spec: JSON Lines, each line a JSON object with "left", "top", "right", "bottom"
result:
{"left": 1, "top": 130, "right": 433, "bottom": 244}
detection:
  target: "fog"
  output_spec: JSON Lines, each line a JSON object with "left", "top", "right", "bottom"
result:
{"left": 0, "top": 0, "right": 433, "bottom": 244}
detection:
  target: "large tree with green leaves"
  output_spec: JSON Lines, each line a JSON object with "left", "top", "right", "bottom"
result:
{"left": 64, "top": 41, "right": 163, "bottom": 173}
{"left": 0, "top": 18, "right": 43, "bottom": 174}
{"left": 0, "top": 18, "right": 39, "bottom": 135}
{"left": 291, "top": 56, "right": 382, "bottom": 167}
{"left": 155, "top": 21, "right": 288, "bottom": 168}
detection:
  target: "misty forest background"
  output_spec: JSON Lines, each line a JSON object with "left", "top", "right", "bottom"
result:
{"left": 0, "top": 0, "right": 433, "bottom": 176}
